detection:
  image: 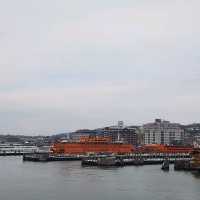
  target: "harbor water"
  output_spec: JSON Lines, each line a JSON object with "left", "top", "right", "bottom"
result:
{"left": 0, "top": 157, "right": 200, "bottom": 200}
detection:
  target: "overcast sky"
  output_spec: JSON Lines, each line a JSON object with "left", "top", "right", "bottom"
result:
{"left": 0, "top": 0, "right": 200, "bottom": 135}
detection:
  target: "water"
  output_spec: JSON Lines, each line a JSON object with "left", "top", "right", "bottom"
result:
{"left": 0, "top": 157, "right": 200, "bottom": 200}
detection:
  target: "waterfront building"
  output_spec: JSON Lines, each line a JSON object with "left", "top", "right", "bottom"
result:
{"left": 183, "top": 123, "right": 200, "bottom": 146}
{"left": 99, "top": 126, "right": 138, "bottom": 145}
{"left": 184, "top": 123, "right": 200, "bottom": 134}
{"left": 143, "top": 119, "right": 184, "bottom": 145}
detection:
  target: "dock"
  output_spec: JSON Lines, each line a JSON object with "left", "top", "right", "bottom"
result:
{"left": 81, "top": 153, "right": 191, "bottom": 167}
{"left": 23, "top": 153, "right": 82, "bottom": 162}
{"left": 22, "top": 152, "right": 192, "bottom": 167}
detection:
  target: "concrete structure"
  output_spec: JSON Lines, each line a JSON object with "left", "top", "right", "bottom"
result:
{"left": 143, "top": 119, "right": 184, "bottom": 145}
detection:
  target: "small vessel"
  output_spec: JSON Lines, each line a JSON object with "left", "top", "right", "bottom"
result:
{"left": 161, "top": 158, "right": 169, "bottom": 170}
{"left": 97, "top": 156, "right": 116, "bottom": 166}
{"left": 23, "top": 152, "right": 49, "bottom": 162}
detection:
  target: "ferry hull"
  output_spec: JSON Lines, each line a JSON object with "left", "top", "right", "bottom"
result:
{"left": 51, "top": 143, "right": 134, "bottom": 155}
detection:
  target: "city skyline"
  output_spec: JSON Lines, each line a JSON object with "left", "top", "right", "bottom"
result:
{"left": 1, "top": 0, "right": 200, "bottom": 135}
{"left": 0, "top": 118, "right": 199, "bottom": 136}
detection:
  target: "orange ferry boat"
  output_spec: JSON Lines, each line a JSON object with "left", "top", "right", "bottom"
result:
{"left": 51, "top": 136, "right": 135, "bottom": 155}
{"left": 50, "top": 135, "right": 194, "bottom": 155}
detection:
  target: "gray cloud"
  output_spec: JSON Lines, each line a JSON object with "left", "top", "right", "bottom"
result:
{"left": 0, "top": 0, "right": 200, "bottom": 135}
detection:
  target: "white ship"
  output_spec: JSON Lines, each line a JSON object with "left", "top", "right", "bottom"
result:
{"left": 0, "top": 143, "right": 39, "bottom": 155}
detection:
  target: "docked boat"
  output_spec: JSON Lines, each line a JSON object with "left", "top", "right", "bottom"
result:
{"left": 23, "top": 152, "right": 50, "bottom": 162}
{"left": 51, "top": 136, "right": 134, "bottom": 155}
{"left": 0, "top": 144, "right": 38, "bottom": 156}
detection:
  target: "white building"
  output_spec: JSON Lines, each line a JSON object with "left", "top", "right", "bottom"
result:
{"left": 143, "top": 119, "right": 184, "bottom": 145}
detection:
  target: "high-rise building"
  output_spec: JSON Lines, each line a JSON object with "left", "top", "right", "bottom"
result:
{"left": 143, "top": 119, "right": 184, "bottom": 145}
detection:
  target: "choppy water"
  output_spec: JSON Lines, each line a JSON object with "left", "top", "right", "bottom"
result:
{"left": 0, "top": 157, "right": 200, "bottom": 200}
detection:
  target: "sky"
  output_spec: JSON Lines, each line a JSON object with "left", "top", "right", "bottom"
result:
{"left": 0, "top": 0, "right": 200, "bottom": 135}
